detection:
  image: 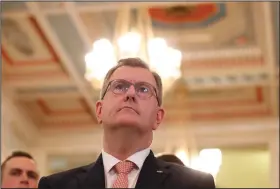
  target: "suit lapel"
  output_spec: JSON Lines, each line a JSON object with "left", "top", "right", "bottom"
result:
{"left": 78, "top": 154, "right": 105, "bottom": 189}
{"left": 76, "top": 151, "right": 170, "bottom": 189}
{"left": 135, "top": 151, "right": 170, "bottom": 188}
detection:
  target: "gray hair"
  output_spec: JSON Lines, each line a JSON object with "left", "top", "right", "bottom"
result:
{"left": 100, "top": 58, "right": 163, "bottom": 106}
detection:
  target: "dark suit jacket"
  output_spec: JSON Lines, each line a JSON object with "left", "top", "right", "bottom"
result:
{"left": 38, "top": 151, "right": 215, "bottom": 189}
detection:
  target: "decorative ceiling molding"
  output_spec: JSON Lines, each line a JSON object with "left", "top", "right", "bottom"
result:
{"left": 183, "top": 47, "right": 262, "bottom": 60}
{"left": 148, "top": 3, "right": 226, "bottom": 29}
{"left": 183, "top": 73, "right": 270, "bottom": 88}
{"left": 25, "top": 2, "right": 96, "bottom": 118}
{"left": 1, "top": 2, "right": 277, "bottom": 131}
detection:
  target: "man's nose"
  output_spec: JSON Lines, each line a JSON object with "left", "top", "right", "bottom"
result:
{"left": 20, "top": 172, "right": 29, "bottom": 182}
{"left": 126, "top": 85, "right": 136, "bottom": 96}
{"left": 124, "top": 85, "right": 136, "bottom": 102}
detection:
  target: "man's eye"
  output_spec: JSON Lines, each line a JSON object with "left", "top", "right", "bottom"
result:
{"left": 27, "top": 172, "right": 38, "bottom": 180}
{"left": 138, "top": 86, "right": 149, "bottom": 93}
{"left": 114, "top": 83, "right": 129, "bottom": 91}
{"left": 10, "top": 170, "right": 22, "bottom": 176}
{"left": 115, "top": 84, "right": 125, "bottom": 89}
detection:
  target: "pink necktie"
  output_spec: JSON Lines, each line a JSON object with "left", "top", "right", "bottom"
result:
{"left": 112, "top": 160, "right": 135, "bottom": 188}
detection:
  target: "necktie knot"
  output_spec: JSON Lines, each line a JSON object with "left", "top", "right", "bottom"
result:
{"left": 114, "top": 160, "right": 135, "bottom": 174}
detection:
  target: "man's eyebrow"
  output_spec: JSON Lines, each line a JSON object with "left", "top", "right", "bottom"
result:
{"left": 9, "top": 168, "right": 22, "bottom": 172}
{"left": 9, "top": 168, "right": 39, "bottom": 175}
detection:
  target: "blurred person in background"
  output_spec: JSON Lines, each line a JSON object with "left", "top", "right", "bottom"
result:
{"left": 38, "top": 58, "right": 215, "bottom": 189}
{"left": 157, "top": 154, "right": 185, "bottom": 166}
{"left": 1, "top": 151, "right": 39, "bottom": 188}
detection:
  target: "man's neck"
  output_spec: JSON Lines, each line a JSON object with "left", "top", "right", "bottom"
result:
{"left": 103, "top": 128, "right": 152, "bottom": 160}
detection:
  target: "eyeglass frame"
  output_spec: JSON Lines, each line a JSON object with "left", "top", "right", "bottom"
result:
{"left": 101, "top": 79, "right": 160, "bottom": 106}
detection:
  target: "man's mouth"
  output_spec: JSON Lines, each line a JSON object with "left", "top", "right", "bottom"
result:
{"left": 119, "top": 106, "right": 139, "bottom": 114}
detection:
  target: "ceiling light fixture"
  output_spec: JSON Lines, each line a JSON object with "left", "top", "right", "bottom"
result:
{"left": 84, "top": 6, "right": 182, "bottom": 93}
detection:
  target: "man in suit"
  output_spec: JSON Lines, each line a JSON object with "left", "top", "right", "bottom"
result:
{"left": 38, "top": 58, "right": 215, "bottom": 189}
{"left": 157, "top": 154, "right": 185, "bottom": 166}
{"left": 2, "top": 151, "right": 39, "bottom": 188}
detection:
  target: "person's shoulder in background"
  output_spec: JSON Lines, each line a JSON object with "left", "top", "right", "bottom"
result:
{"left": 156, "top": 154, "right": 215, "bottom": 189}
{"left": 38, "top": 163, "right": 93, "bottom": 189}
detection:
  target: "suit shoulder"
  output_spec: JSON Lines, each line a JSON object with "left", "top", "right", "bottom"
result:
{"left": 39, "top": 163, "right": 93, "bottom": 188}
{"left": 164, "top": 162, "right": 215, "bottom": 188}
{"left": 47, "top": 164, "right": 89, "bottom": 179}
{"left": 172, "top": 163, "right": 210, "bottom": 177}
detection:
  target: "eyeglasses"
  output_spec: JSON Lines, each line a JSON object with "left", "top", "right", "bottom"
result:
{"left": 101, "top": 79, "right": 159, "bottom": 105}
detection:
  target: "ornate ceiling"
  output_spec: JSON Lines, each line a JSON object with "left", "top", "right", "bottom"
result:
{"left": 1, "top": 2, "right": 278, "bottom": 131}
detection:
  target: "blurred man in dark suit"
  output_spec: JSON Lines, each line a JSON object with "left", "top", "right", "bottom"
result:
{"left": 38, "top": 58, "right": 215, "bottom": 189}
{"left": 1, "top": 151, "right": 39, "bottom": 188}
{"left": 157, "top": 154, "right": 185, "bottom": 166}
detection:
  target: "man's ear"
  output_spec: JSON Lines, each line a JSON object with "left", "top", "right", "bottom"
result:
{"left": 152, "top": 108, "right": 165, "bottom": 130}
{"left": 95, "top": 100, "right": 103, "bottom": 124}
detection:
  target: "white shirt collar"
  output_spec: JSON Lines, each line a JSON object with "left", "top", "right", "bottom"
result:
{"left": 102, "top": 148, "right": 150, "bottom": 173}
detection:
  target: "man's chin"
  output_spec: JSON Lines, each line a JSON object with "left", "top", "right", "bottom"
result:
{"left": 111, "top": 118, "right": 140, "bottom": 128}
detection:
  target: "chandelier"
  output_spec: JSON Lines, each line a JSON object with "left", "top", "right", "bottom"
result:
{"left": 85, "top": 6, "right": 182, "bottom": 93}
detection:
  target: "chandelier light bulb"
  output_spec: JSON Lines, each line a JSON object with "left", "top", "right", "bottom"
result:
{"left": 118, "top": 32, "right": 141, "bottom": 56}
{"left": 93, "top": 38, "right": 114, "bottom": 54}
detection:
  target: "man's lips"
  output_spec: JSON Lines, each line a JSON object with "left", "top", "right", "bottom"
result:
{"left": 118, "top": 106, "right": 139, "bottom": 114}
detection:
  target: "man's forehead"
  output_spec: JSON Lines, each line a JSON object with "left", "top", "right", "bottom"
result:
{"left": 110, "top": 66, "right": 157, "bottom": 85}
{"left": 5, "top": 157, "right": 37, "bottom": 171}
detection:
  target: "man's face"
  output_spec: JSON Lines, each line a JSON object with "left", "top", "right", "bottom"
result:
{"left": 1, "top": 157, "right": 39, "bottom": 188}
{"left": 96, "top": 66, "right": 165, "bottom": 132}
